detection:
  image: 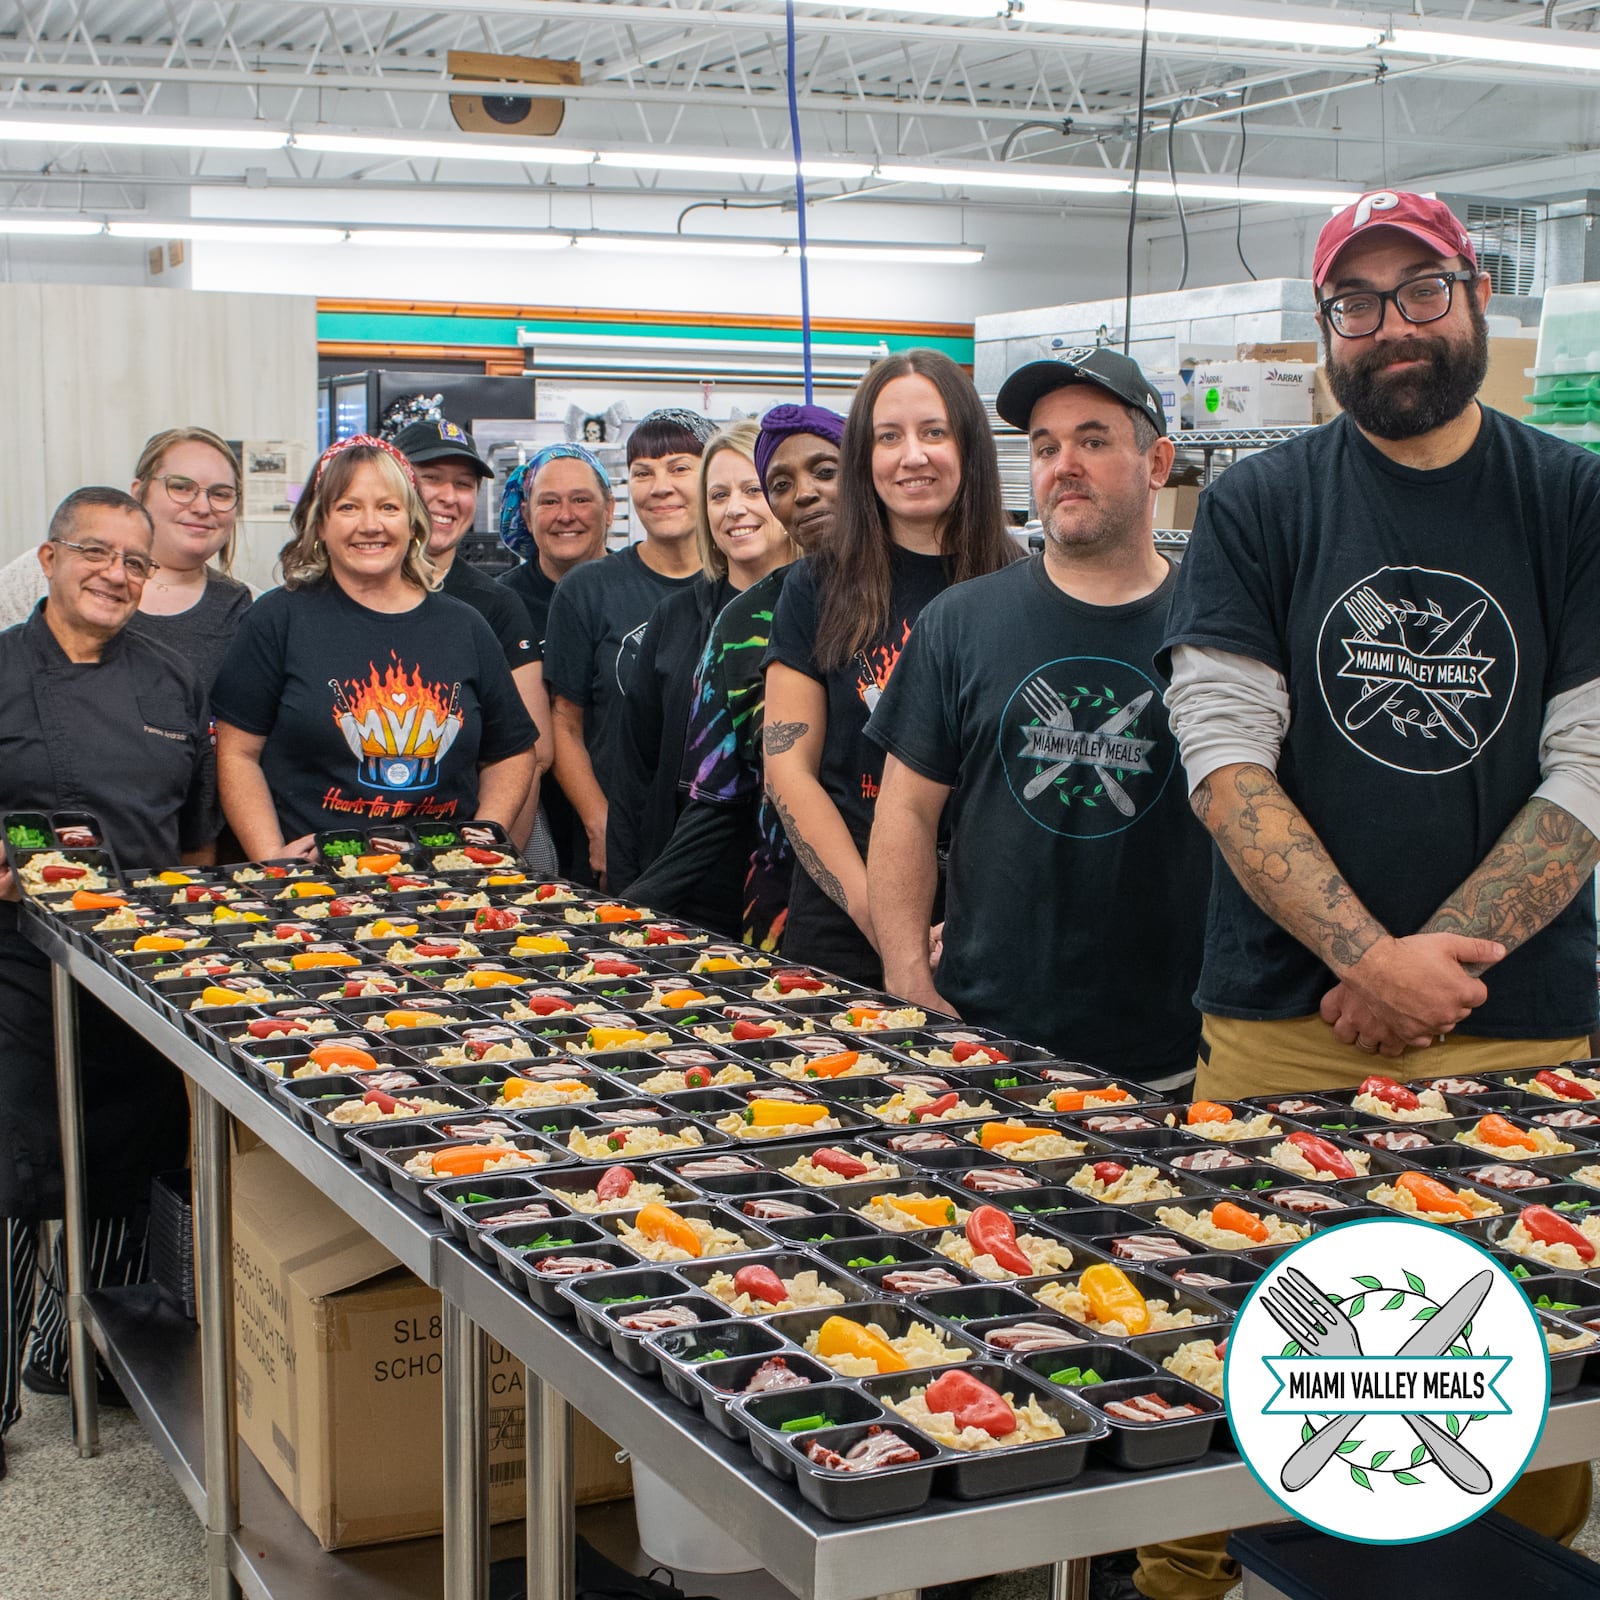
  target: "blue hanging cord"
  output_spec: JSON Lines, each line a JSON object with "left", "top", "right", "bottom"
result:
{"left": 784, "top": 0, "right": 815, "bottom": 403}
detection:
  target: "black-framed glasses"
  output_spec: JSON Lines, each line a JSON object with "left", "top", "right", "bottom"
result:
{"left": 1319, "top": 271, "right": 1480, "bottom": 339}
{"left": 153, "top": 473, "right": 239, "bottom": 511}
{"left": 51, "top": 538, "right": 159, "bottom": 582}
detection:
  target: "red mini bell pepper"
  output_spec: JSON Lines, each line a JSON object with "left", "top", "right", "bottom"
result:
{"left": 1521, "top": 1205, "right": 1596, "bottom": 1263}
{"left": 732, "top": 1264, "right": 789, "bottom": 1305}
{"left": 520, "top": 994, "right": 576, "bottom": 1015}
{"left": 910, "top": 1091, "right": 959, "bottom": 1124}
{"left": 1534, "top": 1070, "right": 1596, "bottom": 1103}
{"left": 590, "top": 959, "right": 642, "bottom": 977}
{"left": 474, "top": 906, "right": 518, "bottom": 932}
{"left": 966, "top": 1205, "right": 1034, "bottom": 1276}
{"left": 1359, "top": 1075, "right": 1420, "bottom": 1111}
{"left": 463, "top": 846, "right": 503, "bottom": 865}
{"left": 923, "top": 1369, "right": 1015, "bottom": 1439}
{"left": 1091, "top": 1161, "right": 1128, "bottom": 1185}
{"left": 1285, "top": 1130, "right": 1357, "bottom": 1180}
{"left": 731, "top": 1019, "right": 778, "bottom": 1041}
{"left": 595, "top": 1166, "right": 636, "bottom": 1202}
{"left": 951, "top": 1040, "right": 1009, "bottom": 1064}
{"left": 810, "top": 1146, "right": 870, "bottom": 1179}
{"left": 682, "top": 1065, "right": 713, "bottom": 1089}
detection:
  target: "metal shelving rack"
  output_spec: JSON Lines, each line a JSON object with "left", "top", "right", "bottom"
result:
{"left": 28, "top": 908, "right": 1600, "bottom": 1600}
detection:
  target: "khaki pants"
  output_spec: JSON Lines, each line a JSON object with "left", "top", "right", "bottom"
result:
{"left": 1133, "top": 1012, "right": 1594, "bottom": 1600}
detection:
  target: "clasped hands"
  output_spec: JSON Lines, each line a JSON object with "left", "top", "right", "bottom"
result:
{"left": 1320, "top": 932, "right": 1506, "bottom": 1058}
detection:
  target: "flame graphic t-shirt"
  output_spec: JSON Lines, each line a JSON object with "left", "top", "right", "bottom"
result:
{"left": 212, "top": 580, "right": 537, "bottom": 840}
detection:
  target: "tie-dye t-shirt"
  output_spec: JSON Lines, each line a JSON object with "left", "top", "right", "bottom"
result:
{"left": 683, "top": 565, "right": 794, "bottom": 949}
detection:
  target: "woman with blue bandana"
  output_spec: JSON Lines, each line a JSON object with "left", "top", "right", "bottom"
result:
{"left": 540, "top": 409, "right": 716, "bottom": 884}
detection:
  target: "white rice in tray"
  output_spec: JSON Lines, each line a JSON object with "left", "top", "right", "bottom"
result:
{"left": 935, "top": 1229, "right": 1075, "bottom": 1282}
{"left": 803, "top": 1319, "right": 970, "bottom": 1376}
{"left": 1155, "top": 1205, "right": 1308, "bottom": 1250}
{"left": 1065, "top": 1163, "right": 1182, "bottom": 1204}
{"left": 568, "top": 1125, "right": 705, "bottom": 1159}
{"left": 703, "top": 1268, "right": 846, "bottom": 1316}
{"left": 1033, "top": 1281, "right": 1209, "bottom": 1337}
{"left": 1162, "top": 1338, "right": 1226, "bottom": 1399}
{"left": 616, "top": 1218, "right": 747, "bottom": 1261}
{"left": 890, "top": 1389, "right": 1063, "bottom": 1451}
{"left": 1365, "top": 1182, "right": 1502, "bottom": 1221}
{"left": 780, "top": 1151, "right": 901, "bottom": 1186}
{"left": 1351, "top": 1087, "right": 1450, "bottom": 1122}
{"left": 1503, "top": 1214, "right": 1600, "bottom": 1271}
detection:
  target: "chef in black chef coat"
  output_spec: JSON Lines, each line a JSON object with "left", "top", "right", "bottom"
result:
{"left": 0, "top": 486, "right": 216, "bottom": 1475}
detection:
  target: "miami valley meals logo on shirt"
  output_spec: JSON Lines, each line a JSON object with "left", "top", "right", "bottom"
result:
{"left": 330, "top": 656, "right": 465, "bottom": 792}
{"left": 1315, "top": 566, "right": 1518, "bottom": 776}
{"left": 998, "top": 656, "right": 1174, "bottom": 838}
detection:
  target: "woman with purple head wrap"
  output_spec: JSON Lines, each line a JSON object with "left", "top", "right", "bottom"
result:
{"left": 625, "top": 403, "right": 846, "bottom": 947}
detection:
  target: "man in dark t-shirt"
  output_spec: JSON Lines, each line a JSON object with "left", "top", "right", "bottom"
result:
{"left": 1148, "top": 190, "right": 1599, "bottom": 1600}
{"left": 394, "top": 421, "right": 548, "bottom": 850}
{"left": 866, "top": 349, "right": 1208, "bottom": 1089}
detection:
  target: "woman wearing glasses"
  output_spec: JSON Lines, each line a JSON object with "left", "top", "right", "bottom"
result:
{"left": 0, "top": 426, "right": 250, "bottom": 689}
{"left": 212, "top": 435, "right": 537, "bottom": 859}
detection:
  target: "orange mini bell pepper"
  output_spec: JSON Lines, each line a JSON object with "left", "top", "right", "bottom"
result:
{"left": 633, "top": 1203, "right": 703, "bottom": 1257}
{"left": 469, "top": 970, "right": 526, "bottom": 988}
{"left": 1079, "top": 1262, "right": 1151, "bottom": 1334}
{"left": 289, "top": 882, "right": 335, "bottom": 898}
{"left": 382, "top": 1009, "right": 438, "bottom": 1030}
{"left": 659, "top": 989, "right": 707, "bottom": 1008}
{"left": 429, "top": 1144, "right": 511, "bottom": 1178}
{"left": 696, "top": 957, "right": 743, "bottom": 972}
{"left": 595, "top": 904, "right": 644, "bottom": 922}
{"left": 133, "top": 934, "right": 187, "bottom": 951}
{"left": 745, "top": 1099, "right": 829, "bottom": 1127}
{"left": 1188, "top": 1100, "right": 1234, "bottom": 1125}
{"left": 1052, "top": 1086, "right": 1133, "bottom": 1112}
{"left": 198, "top": 985, "right": 248, "bottom": 1007}
{"left": 1473, "top": 1114, "right": 1538, "bottom": 1151}
{"left": 977, "top": 1121, "right": 1057, "bottom": 1150}
{"left": 355, "top": 853, "right": 401, "bottom": 875}
{"left": 815, "top": 1315, "right": 908, "bottom": 1373}
{"left": 307, "top": 1042, "right": 379, "bottom": 1073}
{"left": 503, "top": 1077, "right": 588, "bottom": 1101}
{"left": 803, "top": 1050, "right": 860, "bottom": 1079}
{"left": 880, "top": 1194, "right": 958, "bottom": 1228}
{"left": 291, "top": 949, "right": 360, "bottom": 969}
{"left": 1396, "top": 1170, "right": 1473, "bottom": 1219}
{"left": 71, "top": 890, "right": 126, "bottom": 911}
{"left": 1211, "top": 1201, "right": 1269, "bottom": 1242}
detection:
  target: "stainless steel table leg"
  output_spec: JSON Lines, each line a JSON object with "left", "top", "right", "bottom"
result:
{"left": 1050, "top": 1559, "right": 1090, "bottom": 1600}
{"left": 192, "top": 1088, "right": 240, "bottom": 1600}
{"left": 50, "top": 961, "right": 97, "bottom": 1458}
{"left": 525, "top": 1367, "right": 574, "bottom": 1600}
{"left": 443, "top": 1300, "right": 489, "bottom": 1600}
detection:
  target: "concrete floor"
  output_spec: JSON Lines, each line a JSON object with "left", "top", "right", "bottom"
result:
{"left": 1, "top": 1393, "right": 1596, "bottom": 1600}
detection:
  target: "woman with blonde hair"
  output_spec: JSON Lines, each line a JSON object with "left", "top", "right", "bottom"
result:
{"left": 0, "top": 425, "right": 251, "bottom": 686}
{"left": 608, "top": 419, "right": 795, "bottom": 929}
{"left": 212, "top": 435, "right": 537, "bottom": 859}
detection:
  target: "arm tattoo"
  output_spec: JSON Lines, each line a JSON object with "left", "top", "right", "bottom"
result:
{"left": 1194, "top": 763, "right": 1386, "bottom": 975}
{"left": 1424, "top": 798, "right": 1600, "bottom": 966}
{"left": 769, "top": 789, "right": 850, "bottom": 914}
{"left": 763, "top": 720, "right": 809, "bottom": 757}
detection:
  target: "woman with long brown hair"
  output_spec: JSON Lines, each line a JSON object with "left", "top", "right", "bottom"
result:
{"left": 763, "top": 349, "right": 1017, "bottom": 984}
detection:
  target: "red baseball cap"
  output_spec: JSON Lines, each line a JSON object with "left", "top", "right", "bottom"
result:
{"left": 1313, "top": 190, "right": 1477, "bottom": 290}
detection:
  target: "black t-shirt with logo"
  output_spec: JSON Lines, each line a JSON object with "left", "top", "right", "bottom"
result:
{"left": 442, "top": 557, "right": 539, "bottom": 674}
{"left": 541, "top": 543, "right": 700, "bottom": 809}
{"left": 765, "top": 547, "right": 948, "bottom": 979}
{"left": 868, "top": 557, "right": 1208, "bottom": 1081}
{"left": 1163, "top": 408, "right": 1600, "bottom": 1038}
{"left": 212, "top": 580, "right": 536, "bottom": 842}
{"left": 497, "top": 558, "right": 558, "bottom": 657}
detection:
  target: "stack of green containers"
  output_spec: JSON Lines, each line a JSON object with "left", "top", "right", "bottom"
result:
{"left": 1526, "top": 282, "right": 1600, "bottom": 455}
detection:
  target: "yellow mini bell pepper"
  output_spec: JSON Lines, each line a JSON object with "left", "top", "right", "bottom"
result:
{"left": 815, "top": 1316, "right": 908, "bottom": 1373}
{"left": 745, "top": 1099, "right": 829, "bottom": 1127}
{"left": 383, "top": 1009, "right": 438, "bottom": 1030}
{"left": 1078, "top": 1262, "right": 1150, "bottom": 1335}
{"left": 588, "top": 1027, "right": 647, "bottom": 1050}
{"left": 469, "top": 969, "right": 526, "bottom": 988}
{"left": 515, "top": 934, "right": 569, "bottom": 954}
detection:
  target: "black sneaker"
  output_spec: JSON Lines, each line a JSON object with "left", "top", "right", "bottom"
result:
{"left": 21, "top": 1360, "right": 130, "bottom": 1408}
{"left": 1089, "top": 1549, "right": 1144, "bottom": 1600}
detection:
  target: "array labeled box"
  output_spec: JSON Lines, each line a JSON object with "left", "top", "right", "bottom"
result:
{"left": 1190, "top": 360, "right": 1315, "bottom": 429}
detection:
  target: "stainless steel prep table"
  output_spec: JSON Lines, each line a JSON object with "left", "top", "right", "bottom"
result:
{"left": 27, "top": 909, "right": 1600, "bottom": 1600}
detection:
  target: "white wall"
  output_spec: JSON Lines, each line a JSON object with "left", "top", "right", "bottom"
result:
{"left": 0, "top": 285, "right": 317, "bottom": 590}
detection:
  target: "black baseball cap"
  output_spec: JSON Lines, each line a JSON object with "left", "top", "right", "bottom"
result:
{"left": 995, "top": 347, "right": 1167, "bottom": 438}
{"left": 392, "top": 419, "right": 493, "bottom": 479}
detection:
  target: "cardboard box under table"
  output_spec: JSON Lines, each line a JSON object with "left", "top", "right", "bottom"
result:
{"left": 231, "top": 1141, "right": 630, "bottom": 1550}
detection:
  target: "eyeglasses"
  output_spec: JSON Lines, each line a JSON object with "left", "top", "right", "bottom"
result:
{"left": 51, "top": 538, "right": 159, "bottom": 582}
{"left": 1319, "top": 271, "right": 1480, "bottom": 339}
{"left": 153, "top": 473, "right": 239, "bottom": 511}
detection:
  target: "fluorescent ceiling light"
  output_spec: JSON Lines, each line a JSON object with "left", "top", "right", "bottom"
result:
{"left": 1389, "top": 26, "right": 1600, "bottom": 72}
{"left": 0, "top": 217, "right": 103, "bottom": 236}
{"left": 801, "top": 242, "right": 984, "bottom": 263}
{"left": 877, "top": 162, "right": 1129, "bottom": 193}
{"left": 295, "top": 132, "right": 594, "bottom": 165}
{"left": 596, "top": 149, "right": 874, "bottom": 179}
{"left": 572, "top": 235, "right": 786, "bottom": 258}
{"left": 346, "top": 228, "right": 576, "bottom": 250}
{"left": 1135, "top": 177, "right": 1360, "bottom": 207}
{"left": 519, "top": 331, "right": 889, "bottom": 355}
{"left": 1020, "top": 1, "right": 1377, "bottom": 49}
{"left": 789, "top": 0, "right": 1003, "bottom": 16}
{"left": 0, "top": 117, "right": 286, "bottom": 151}
{"left": 108, "top": 220, "right": 343, "bottom": 244}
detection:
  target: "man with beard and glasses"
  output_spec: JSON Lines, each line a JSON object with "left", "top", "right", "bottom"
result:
{"left": 866, "top": 350, "right": 1210, "bottom": 1094}
{"left": 1121, "top": 190, "right": 1600, "bottom": 1600}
